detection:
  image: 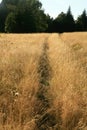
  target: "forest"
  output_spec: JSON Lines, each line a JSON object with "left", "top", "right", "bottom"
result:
{"left": 0, "top": 0, "right": 87, "bottom": 33}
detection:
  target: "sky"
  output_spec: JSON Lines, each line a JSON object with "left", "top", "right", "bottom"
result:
{"left": 40, "top": 0, "right": 87, "bottom": 19}
{"left": 0, "top": 0, "right": 87, "bottom": 19}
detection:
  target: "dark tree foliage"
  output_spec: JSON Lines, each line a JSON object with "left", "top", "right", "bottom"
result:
{"left": 51, "top": 7, "right": 75, "bottom": 33}
{"left": 11, "top": 5, "right": 36, "bottom": 33}
{"left": 51, "top": 12, "right": 66, "bottom": 33}
{"left": 0, "top": 1, "right": 9, "bottom": 32}
{"left": 0, "top": 0, "right": 87, "bottom": 33}
{"left": 5, "top": 12, "right": 17, "bottom": 33}
{"left": 65, "top": 6, "right": 75, "bottom": 32}
{"left": 76, "top": 10, "right": 87, "bottom": 31}
{"left": 45, "top": 14, "right": 53, "bottom": 32}
{"left": 1, "top": 0, "right": 48, "bottom": 33}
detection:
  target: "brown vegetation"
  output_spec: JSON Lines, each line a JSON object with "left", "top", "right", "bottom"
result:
{"left": 0, "top": 33, "right": 87, "bottom": 130}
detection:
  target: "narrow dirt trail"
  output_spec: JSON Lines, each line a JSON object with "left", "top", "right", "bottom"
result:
{"left": 0, "top": 33, "right": 87, "bottom": 130}
{"left": 35, "top": 35, "right": 56, "bottom": 130}
{"left": 34, "top": 33, "right": 87, "bottom": 130}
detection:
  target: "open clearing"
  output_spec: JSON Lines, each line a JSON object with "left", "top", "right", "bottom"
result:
{"left": 0, "top": 33, "right": 87, "bottom": 130}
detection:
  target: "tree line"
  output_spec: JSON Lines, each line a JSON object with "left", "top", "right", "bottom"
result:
{"left": 0, "top": 0, "right": 87, "bottom": 33}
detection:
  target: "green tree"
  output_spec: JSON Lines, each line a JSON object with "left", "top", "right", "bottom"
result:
{"left": 3, "top": 0, "right": 18, "bottom": 5}
{"left": 76, "top": 10, "right": 87, "bottom": 31}
{"left": 51, "top": 7, "right": 75, "bottom": 33}
{"left": 4, "top": 0, "right": 48, "bottom": 33}
{"left": 0, "top": 1, "right": 8, "bottom": 32}
{"left": 65, "top": 6, "right": 75, "bottom": 32}
{"left": 53, "top": 12, "right": 66, "bottom": 32}
{"left": 18, "top": 0, "right": 47, "bottom": 32}
{"left": 46, "top": 14, "right": 53, "bottom": 32}
{"left": 35, "top": 10, "right": 48, "bottom": 32}
{"left": 5, "top": 12, "right": 17, "bottom": 33}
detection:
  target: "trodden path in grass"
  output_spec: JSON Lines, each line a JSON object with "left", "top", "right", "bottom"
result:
{"left": 30, "top": 33, "right": 87, "bottom": 130}
{"left": 0, "top": 33, "right": 87, "bottom": 130}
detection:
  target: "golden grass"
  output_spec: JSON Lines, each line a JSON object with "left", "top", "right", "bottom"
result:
{"left": 0, "top": 33, "right": 87, "bottom": 130}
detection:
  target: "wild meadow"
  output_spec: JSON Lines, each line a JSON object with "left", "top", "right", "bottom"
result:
{"left": 0, "top": 33, "right": 87, "bottom": 130}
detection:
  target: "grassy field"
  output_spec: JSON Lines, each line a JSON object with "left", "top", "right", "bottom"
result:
{"left": 0, "top": 33, "right": 87, "bottom": 130}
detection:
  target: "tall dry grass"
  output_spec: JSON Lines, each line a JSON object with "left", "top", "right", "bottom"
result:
{"left": 0, "top": 33, "right": 87, "bottom": 130}
{"left": 48, "top": 33, "right": 87, "bottom": 130}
